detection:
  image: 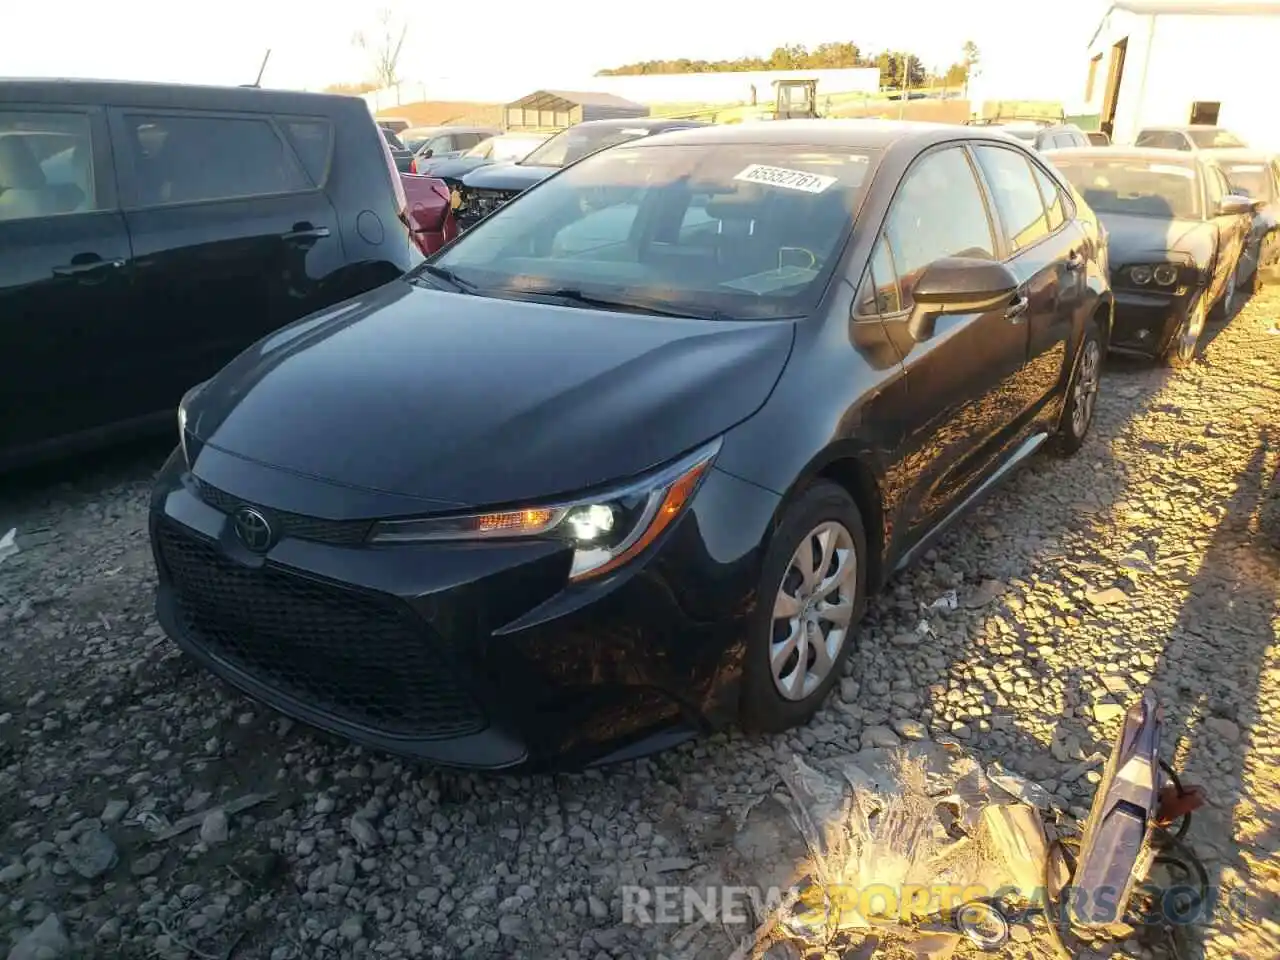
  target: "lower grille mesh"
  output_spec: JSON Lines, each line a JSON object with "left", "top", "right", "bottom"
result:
{"left": 157, "top": 523, "right": 486, "bottom": 739}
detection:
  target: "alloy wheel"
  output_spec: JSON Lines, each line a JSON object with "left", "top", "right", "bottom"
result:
{"left": 1071, "top": 339, "right": 1101, "bottom": 438}
{"left": 770, "top": 521, "right": 857, "bottom": 701}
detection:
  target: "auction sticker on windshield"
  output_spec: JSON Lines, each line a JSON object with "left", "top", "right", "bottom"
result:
{"left": 734, "top": 164, "right": 837, "bottom": 193}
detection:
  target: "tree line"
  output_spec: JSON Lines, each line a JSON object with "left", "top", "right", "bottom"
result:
{"left": 596, "top": 40, "right": 981, "bottom": 90}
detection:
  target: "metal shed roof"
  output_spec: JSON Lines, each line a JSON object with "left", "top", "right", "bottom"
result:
{"left": 506, "top": 89, "right": 647, "bottom": 111}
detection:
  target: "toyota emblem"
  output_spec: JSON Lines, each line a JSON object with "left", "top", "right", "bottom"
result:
{"left": 233, "top": 506, "right": 275, "bottom": 553}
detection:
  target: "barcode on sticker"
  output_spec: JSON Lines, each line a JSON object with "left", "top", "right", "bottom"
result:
{"left": 733, "top": 164, "right": 837, "bottom": 193}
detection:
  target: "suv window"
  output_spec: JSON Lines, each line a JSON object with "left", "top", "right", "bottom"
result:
{"left": 1029, "top": 163, "right": 1067, "bottom": 231}
{"left": 882, "top": 147, "right": 996, "bottom": 307}
{"left": 0, "top": 110, "right": 99, "bottom": 222}
{"left": 280, "top": 119, "right": 333, "bottom": 186}
{"left": 974, "top": 145, "right": 1050, "bottom": 252}
{"left": 123, "top": 113, "right": 308, "bottom": 206}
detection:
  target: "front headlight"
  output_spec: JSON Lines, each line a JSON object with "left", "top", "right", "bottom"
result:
{"left": 369, "top": 439, "right": 722, "bottom": 581}
{"left": 177, "top": 381, "right": 208, "bottom": 466}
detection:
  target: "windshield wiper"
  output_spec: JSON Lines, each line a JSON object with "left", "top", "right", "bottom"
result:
{"left": 533, "top": 287, "right": 731, "bottom": 321}
{"left": 412, "top": 264, "right": 477, "bottom": 294}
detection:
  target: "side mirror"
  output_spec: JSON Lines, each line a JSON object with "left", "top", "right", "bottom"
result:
{"left": 421, "top": 148, "right": 434, "bottom": 159}
{"left": 1218, "top": 195, "right": 1254, "bottom": 216}
{"left": 906, "top": 257, "right": 1020, "bottom": 341}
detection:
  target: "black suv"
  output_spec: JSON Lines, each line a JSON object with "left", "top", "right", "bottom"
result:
{"left": 0, "top": 79, "right": 419, "bottom": 470}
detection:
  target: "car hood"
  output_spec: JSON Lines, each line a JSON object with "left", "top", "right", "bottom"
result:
{"left": 1097, "top": 211, "right": 1216, "bottom": 268}
{"left": 419, "top": 157, "right": 494, "bottom": 179}
{"left": 461, "top": 162, "right": 557, "bottom": 191}
{"left": 184, "top": 281, "right": 795, "bottom": 511}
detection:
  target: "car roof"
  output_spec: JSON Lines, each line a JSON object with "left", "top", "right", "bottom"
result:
{"left": 571, "top": 117, "right": 710, "bottom": 131}
{"left": 1197, "top": 147, "right": 1274, "bottom": 163}
{"left": 1044, "top": 146, "right": 1207, "bottom": 166}
{"left": 630, "top": 119, "right": 1031, "bottom": 151}
{"left": 1140, "top": 124, "right": 1227, "bottom": 133}
{"left": 0, "top": 77, "right": 363, "bottom": 114}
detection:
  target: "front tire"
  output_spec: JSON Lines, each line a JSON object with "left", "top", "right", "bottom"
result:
{"left": 739, "top": 482, "right": 867, "bottom": 734}
{"left": 1053, "top": 319, "right": 1103, "bottom": 456}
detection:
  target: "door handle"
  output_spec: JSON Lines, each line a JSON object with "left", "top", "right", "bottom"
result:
{"left": 52, "top": 258, "right": 124, "bottom": 278}
{"left": 1065, "top": 250, "right": 1084, "bottom": 271}
{"left": 1005, "top": 294, "right": 1030, "bottom": 323}
{"left": 281, "top": 225, "right": 331, "bottom": 242}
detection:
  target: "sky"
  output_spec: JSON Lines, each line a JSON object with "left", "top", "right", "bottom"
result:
{"left": 3, "top": 0, "right": 1110, "bottom": 95}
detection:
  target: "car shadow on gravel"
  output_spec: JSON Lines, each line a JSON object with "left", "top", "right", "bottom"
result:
{"left": 896, "top": 291, "right": 1279, "bottom": 956}
{"left": 1144, "top": 426, "right": 1280, "bottom": 954}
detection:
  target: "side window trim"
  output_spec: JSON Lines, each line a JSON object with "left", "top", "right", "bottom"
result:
{"left": 276, "top": 114, "right": 334, "bottom": 187}
{"left": 971, "top": 141, "right": 1065, "bottom": 258}
{"left": 854, "top": 233, "right": 905, "bottom": 320}
{"left": 108, "top": 107, "right": 317, "bottom": 210}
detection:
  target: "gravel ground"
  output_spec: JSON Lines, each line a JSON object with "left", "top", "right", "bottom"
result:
{"left": 2, "top": 288, "right": 1279, "bottom": 960}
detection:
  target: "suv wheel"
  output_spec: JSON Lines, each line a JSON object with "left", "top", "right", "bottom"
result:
{"left": 1054, "top": 320, "right": 1103, "bottom": 455}
{"left": 740, "top": 482, "right": 867, "bottom": 733}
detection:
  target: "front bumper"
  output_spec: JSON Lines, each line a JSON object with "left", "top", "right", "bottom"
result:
{"left": 149, "top": 446, "right": 777, "bottom": 770}
{"left": 1108, "top": 288, "right": 1197, "bottom": 358}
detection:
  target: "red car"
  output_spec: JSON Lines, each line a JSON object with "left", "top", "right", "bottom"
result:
{"left": 378, "top": 128, "right": 457, "bottom": 256}
{"left": 400, "top": 174, "right": 458, "bottom": 255}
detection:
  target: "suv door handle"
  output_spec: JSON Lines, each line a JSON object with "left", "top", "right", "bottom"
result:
{"left": 281, "top": 225, "right": 331, "bottom": 242}
{"left": 1005, "top": 294, "right": 1030, "bottom": 322}
{"left": 52, "top": 258, "right": 124, "bottom": 278}
{"left": 1065, "top": 250, "right": 1084, "bottom": 271}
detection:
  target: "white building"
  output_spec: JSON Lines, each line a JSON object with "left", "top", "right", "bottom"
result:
{"left": 1084, "top": 0, "right": 1280, "bottom": 149}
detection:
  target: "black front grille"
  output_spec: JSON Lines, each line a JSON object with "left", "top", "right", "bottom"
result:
{"left": 157, "top": 522, "right": 486, "bottom": 740}
{"left": 458, "top": 188, "right": 521, "bottom": 226}
{"left": 194, "top": 479, "right": 371, "bottom": 546}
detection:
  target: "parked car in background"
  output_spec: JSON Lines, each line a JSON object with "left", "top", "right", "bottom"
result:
{"left": 152, "top": 120, "right": 1111, "bottom": 769}
{"left": 380, "top": 126, "right": 414, "bottom": 172}
{"left": 966, "top": 117, "right": 1092, "bottom": 151}
{"left": 403, "top": 125, "right": 498, "bottom": 165}
{"left": 415, "top": 133, "right": 550, "bottom": 180}
{"left": 1205, "top": 148, "right": 1280, "bottom": 290}
{"left": 1133, "top": 125, "right": 1248, "bottom": 151}
{"left": 0, "top": 78, "right": 419, "bottom": 471}
{"left": 1087, "top": 131, "right": 1112, "bottom": 146}
{"left": 453, "top": 117, "right": 710, "bottom": 230}
{"left": 400, "top": 174, "right": 457, "bottom": 255}
{"left": 1046, "top": 147, "right": 1254, "bottom": 365}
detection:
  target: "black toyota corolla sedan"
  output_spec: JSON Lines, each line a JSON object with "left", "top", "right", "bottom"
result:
{"left": 152, "top": 121, "right": 1113, "bottom": 770}
{"left": 1046, "top": 147, "right": 1254, "bottom": 365}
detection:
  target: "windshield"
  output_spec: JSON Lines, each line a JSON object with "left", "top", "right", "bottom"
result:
{"left": 521, "top": 126, "right": 655, "bottom": 168}
{"left": 1189, "top": 128, "right": 1246, "bottom": 149}
{"left": 1220, "top": 162, "right": 1274, "bottom": 201}
{"left": 1052, "top": 157, "right": 1201, "bottom": 220}
{"left": 381, "top": 128, "right": 406, "bottom": 151}
{"left": 429, "top": 142, "right": 875, "bottom": 321}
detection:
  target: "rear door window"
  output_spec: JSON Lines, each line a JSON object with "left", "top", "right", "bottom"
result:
{"left": 974, "top": 145, "right": 1051, "bottom": 252}
{"left": 280, "top": 119, "right": 333, "bottom": 186}
{"left": 1029, "top": 163, "right": 1067, "bottom": 232}
{"left": 121, "top": 113, "right": 309, "bottom": 206}
{"left": 0, "top": 109, "right": 100, "bottom": 220}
